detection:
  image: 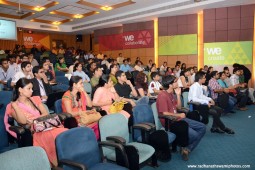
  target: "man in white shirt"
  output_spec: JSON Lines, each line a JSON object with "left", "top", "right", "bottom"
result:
{"left": 0, "top": 58, "right": 15, "bottom": 90}
{"left": 175, "top": 65, "right": 181, "bottom": 78}
{"left": 101, "top": 55, "right": 110, "bottom": 68}
{"left": 117, "top": 53, "right": 124, "bottom": 65}
{"left": 160, "top": 62, "right": 167, "bottom": 72}
{"left": 149, "top": 72, "right": 163, "bottom": 94}
{"left": 188, "top": 71, "right": 234, "bottom": 134}
{"left": 11, "top": 61, "right": 34, "bottom": 86}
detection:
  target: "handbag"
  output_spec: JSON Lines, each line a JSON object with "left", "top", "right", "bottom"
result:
{"left": 79, "top": 111, "right": 102, "bottom": 126}
{"left": 109, "top": 101, "right": 127, "bottom": 114}
{"left": 33, "top": 114, "right": 61, "bottom": 132}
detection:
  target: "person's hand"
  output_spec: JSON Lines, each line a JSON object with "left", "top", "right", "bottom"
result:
{"left": 129, "top": 100, "right": 136, "bottom": 107}
{"left": 209, "top": 100, "right": 215, "bottom": 105}
{"left": 223, "top": 88, "right": 229, "bottom": 93}
{"left": 126, "top": 80, "right": 132, "bottom": 86}
{"left": 78, "top": 86, "right": 85, "bottom": 93}
{"left": 174, "top": 87, "right": 182, "bottom": 96}
{"left": 178, "top": 113, "right": 186, "bottom": 119}
{"left": 41, "top": 96, "right": 48, "bottom": 100}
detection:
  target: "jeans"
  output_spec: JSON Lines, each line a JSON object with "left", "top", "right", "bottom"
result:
{"left": 224, "top": 95, "right": 237, "bottom": 113}
{"left": 183, "top": 118, "right": 206, "bottom": 151}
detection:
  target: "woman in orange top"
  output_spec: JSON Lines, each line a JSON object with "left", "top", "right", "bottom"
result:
{"left": 4, "top": 78, "right": 67, "bottom": 166}
{"left": 61, "top": 76, "right": 100, "bottom": 138}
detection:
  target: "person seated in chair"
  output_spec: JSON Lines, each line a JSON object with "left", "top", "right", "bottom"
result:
{"left": 5, "top": 78, "right": 67, "bottom": 166}
{"left": 90, "top": 67, "right": 103, "bottom": 88}
{"left": 72, "top": 63, "right": 90, "bottom": 83}
{"left": 109, "top": 64, "right": 118, "bottom": 85}
{"left": 156, "top": 75, "right": 206, "bottom": 161}
{"left": 31, "top": 66, "right": 52, "bottom": 103}
{"left": 208, "top": 71, "right": 237, "bottom": 114}
{"left": 188, "top": 71, "right": 235, "bottom": 134}
{"left": 11, "top": 61, "right": 34, "bottom": 87}
{"left": 0, "top": 58, "right": 15, "bottom": 90}
{"left": 135, "top": 72, "right": 151, "bottom": 97}
{"left": 54, "top": 57, "right": 69, "bottom": 73}
{"left": 148, "top": 72, "right": 163, "bottom": 95}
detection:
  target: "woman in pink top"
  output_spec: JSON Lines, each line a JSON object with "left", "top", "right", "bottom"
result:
{"left": 4, "top": 78, "right": 67, "bottom": 166}
{"left": 93, "top": 75, "right": 130, "bottom": 119}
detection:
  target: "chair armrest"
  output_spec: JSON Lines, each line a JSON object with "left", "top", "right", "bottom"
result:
{"left": 57, "top": 113, "right": 72, "bottom": 121}
{"left": 9, "top": 126, "right": 25, "bottom": 135}
{"left": 133, "top": 123, "right": 154, "bottom": 132}
{"left": 188, "top": 101, "right": 201, "bottom": 106}
{"left": 141, "top": 122, "right": 156, "bottom": 129}
{"left": 58, "top": 159, "right": 87, "bottom": 170}
{"left": 158, "top": 115, "right": 178, "bottom": 121}
{"left": 52, "top": 167, "right": 63, "bottom": 170}
{"left": 106, "top": 136, "right": 126, "bottom": 145}
{"left": 177, "top": 107, "right": 189, "bottom": 114}
{"left": 98, "top": 141, "right": 129, "bottom": 168}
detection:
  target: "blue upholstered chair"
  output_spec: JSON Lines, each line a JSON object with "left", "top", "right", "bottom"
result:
{"left": 99, "top": 114, "right": 156, "bottom": 169}
{"left": 56, "top": 127, "right": 129, "bottom": 170}
{"left": 133, "top": 104, "right": 176, "bottom": 144}
{"left": 0, "top": 146, "right": 51, "bottom": 170}
{"left": 84, "top": 82, "right": 92, "bottom": 97}
{"left": 55, "top": 70, "right": 65, "bottom": 77}
{"left": 56, "top": 76, "right": 69, "bottom": 86}
{"left": 54, "top": 99, "right": 63, "bottom": 113}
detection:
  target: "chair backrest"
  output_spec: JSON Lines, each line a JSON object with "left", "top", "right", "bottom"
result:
{"left": 54, "top": 99, "right": 63, "bottom": 113}
{"left": 0, "top": 146, "right": 51, "bottom": 170}
{"left": 84, "top": 82, "right": 92, "bottom": 94}
{"left": 55, "top": 71, "right": 65, "bottom": 77}
{"left": 99, "top": 114, "right": 129, "bottom": 142}
{"left": 56, "top": 127, "right": 101, "bottom": 169}
{"left": 0, "top": 91, "right": 13, "bottom": 116}
{"left": 132, "top": 104, "right": 155, "bottom": 140}
{"left": 151, "top": 103, "right": 163, "bottom": 130}
{"left": 0, "top": 115, "right": 9, "bottom": 150}
{"left": 56, "top": 76, "right": 69, "bottom": 85}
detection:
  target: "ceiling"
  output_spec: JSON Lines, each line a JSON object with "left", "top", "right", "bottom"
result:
{"left": 0, "top": 0, "right": 254, "bottom": 34}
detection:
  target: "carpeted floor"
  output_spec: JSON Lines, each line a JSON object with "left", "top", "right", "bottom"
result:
{"left": 142, "top": 105, "right": 255, "bottom": 170}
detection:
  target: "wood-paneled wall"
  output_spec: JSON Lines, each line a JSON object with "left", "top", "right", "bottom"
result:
{"left": 0, "top": 30, "right": 91, "bottom": 51}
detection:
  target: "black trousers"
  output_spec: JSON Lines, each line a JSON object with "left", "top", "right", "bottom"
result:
{"left": 194, "top": 104, "right": 226, "bottom": 130}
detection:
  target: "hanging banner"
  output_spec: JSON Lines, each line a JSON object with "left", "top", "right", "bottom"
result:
{"left": 122, "top": 29, "right": 154, "bottom": 49}
{"left": 159, "top": 34, "right": 197, "bottom": 55}
{"left": 204, "top": 41, "right": 253, "bottom": 65}
{"left": 23, "top": 33, "right": 50, "bottom": 49}
{"left": 99, "top": 34, "right": 123, "bottom": 51}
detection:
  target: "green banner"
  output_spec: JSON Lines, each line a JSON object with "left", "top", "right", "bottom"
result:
{"left": 158, "top": 34, "right": 197, "bottom": 55}
{"left": 204, "top": 41, "right": 253, "bottom": 65}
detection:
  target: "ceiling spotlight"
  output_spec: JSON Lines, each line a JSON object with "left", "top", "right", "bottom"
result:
{"left": 34, "top": 6, "right": 45, "bottom": 11}
{"left": 101, "top": 5, "right": 113, "bottom": 11}
{"left": 74, "top": 14, "right": 83, "bottom": 19}
{"left": 52, "top": 21, "right": 61, "bottom": 25}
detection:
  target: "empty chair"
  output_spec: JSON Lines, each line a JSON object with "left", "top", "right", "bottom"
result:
{"left": 99, "top": 114, "right": 156, "bottom": 169}
{"left": 55, "top": 71, "right": 65, "bottom": 77}
{"left": 0, "top": 146, "right": 51, "bottom": 170}
{"left": 56, "top": 127, "right": 129, "bottom": 170}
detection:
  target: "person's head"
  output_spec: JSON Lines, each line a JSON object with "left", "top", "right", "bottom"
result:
{"left": 193, "top": 66, "right": 198, "bottom": 73}
{"left": 73, "top": 63, "right": 82, "bottom": 72}
{"left": 127, "top": 58, "right": 131, "bottom": 63}
{"left": 69, "top": 76, "right": 83, "bottom": 92}
{"left": 204, "top": 65, "right": 208, "bottom": 71}
{"left": 0, "top": 58, "right": 9, "bottom": 69}
{"left": 93, "top": 67, "right": 103, "bottom": 77}
{"left": 239, "top": 69, "right": 244, "bottom": 75}
{"left": 21, "top": 55, "right": 29, "bottom": 62}
{"left": 219, "top": 72, "right": 226, "bottom": 80}
{"left": 233, "top": 63, "right": 240, "bottom": 69}
{"left": 150, "top": 65, "right": 157, "bottom": 72}
{"left": 89, "top": 62, "right": 97, "bottom": 71}
{"left": 210, "top": 71, "right": 219, "bottom": 79}
{"left": 181, "top": 63, "right": 186, "bottom": 70}
{"left": 28, "top": 53, "right": 34, "bottom": 60}
{"left": 163, "top": 61, "right": 167, "bottom": 67}
{"left": 8, "top": 55, "right": 16, "bottom": 64}
{"left": 119, "top": 53, "right": 122, "bottom": 57}
{"left": 162, "top": 75, "right": 178, "bottom": 90}
{"left": 33, "top": 65, "right": 45, "bottom": 79}
{"left": 113, "top": 59, "right": 118, "bottom": 65}
{"left": 41, "top": 60, "right": 49, "bottom": 71}
{"left": 13, "top": 78, "right": 33, "bottom": 101}
{"left": 175, "top": 65, "right": 180, "bottom": 70}
{"left": 97, "top": 75, "right": 113, "bottom": 89}
{"left": 135, "top": 60, "right": 142, "bottom": 66}
{"left": 176, "top": 61, "right": 181, "bottom": 66}
{"left": 149, "top": 59, "right": 153, "bottom": 64}
{"left": 110, "top": 64, "right": 118, "bottom": 74}
{"left": 223, "top": 66, "right": 229, "bottom": 72}
{"left": 103, "top": 55, "right": 108, "bottom": 60}
{"left": 189, "top": 67, "right": 194, "bottom": 75}
{"left": 182, "top": 68, "right": 191, "bottom": 77}
{"left": 135, "top": 72, "right": 147, "bottom": 85}
{"left": 151, "top": 72, "right": 160, "bottom": 81}
{"left": 195, "top": 71, "right": 206, "bottom": 84}
{"left": 233, "top": 68, "right": 241, "bottom": 75}
{"left": 115, "top": 70, "right": 127, "bottom": 83}
{"left": 123, "top": 59, "right": 128, "bottom": 65}
{"left": 21, "top": 61, "right": 32, "bottom": 73}
{"left": 224, "top": 69, "right": 230, "bottom": 77}
{"left": 58, "top": 57, "right": 65, "bottom": 64}
{"left": 136, "top": 57, "right": 140, "bottom": 61}
{"left": 207, "top": 66, "right": 213, "bottom": 73}
{"left": 166, "top": 67, "right": 172, "bottom": 72}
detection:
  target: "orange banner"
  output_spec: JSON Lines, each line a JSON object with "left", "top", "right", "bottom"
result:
{"left": 23, "top": 33, "right": 50, "bottom": 49}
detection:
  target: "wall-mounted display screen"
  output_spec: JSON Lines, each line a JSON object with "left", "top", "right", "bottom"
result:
{"left": 0, "top": 19, "right": 17, "bottom": 40}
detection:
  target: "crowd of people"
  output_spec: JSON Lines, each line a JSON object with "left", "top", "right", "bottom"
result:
{"left": 0, "top": 44, "right": 253, "bottom": 167}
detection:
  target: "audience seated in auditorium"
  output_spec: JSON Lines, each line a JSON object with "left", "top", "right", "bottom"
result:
{"left": 156, "top": 75, "right": 206, "bottom": 161}
{"left": 165, "top": 67, "right": 173, "bottom": 76}
{"left": 180, "top": 63, "right": 186, "bottom": 72}
{"left": 109, "top": 64, "right": 118, "bottom": 85}
{"left": 96, "top": 52, "right": 104, "bottom": 60}
{"left": 101, "top": 55, "right": 110, "bottom": 68}
{"left": 208, "top": 71, "right": 237, "bottom": 113}
{"left": 90, "top": 67, "right": 103, "bottom": 88}
{"left": 31, "top": 66, "right": 52, "bottom": 103}
{"left": 92, "top": 75, "right": 130, "bottom": 119}
{"left": 11, "top": 61, "right": 34, "bottom": 86}
{"left": 41, "top": 60, "right": 55, "bottom": 84}
{"left": 177, "top": 68, "right": 192, "bottom": 92}
{"left": 86, "top": 61, "right": 97, "bottom": 78}
{"left": 0, "top": 58, "right": 15, "bottom": 90}
{"left": 120, "top": 59, "right": 133, "bottom": 72}
{"left": 205, "top": 66, "right": 213, "bottom": 86}
{"left": 30, "top": 44, "right": 39, "bottom": 55}
{"left": 188, "top": 71, "right": 235, "bottom": 134}
{"left": 5, "top": 78, "right": 67, "bottom": 166}
{"left": 160, "top": 62, "right": 167, "bottom": 72}
{"left": 147, "top": 59, "right": 153, "bottom": 71}
{"left": 233, "top": 63, "right": 251, "bottom": 84}
{"left": 148, "top": 72, "right": 163, "bottom": 95}
{"left": 54, "top": 57, "right": 69, "bottom": 72}
{"left": 135, "top": 72, "right": 151, "bottom": 97}
{"left": 174, "top": 64, "right": 181, "bottom": 78}
{"left": 134, "top": 60, "right": 144, "bottom": 72}
{"left": 28, "top": 53, "right": 39, "bottom": 67}
{"left": 116, "top": 53, "right": 124, "bottom": 65}
{"left": 72, "top": 63, "right": 90, "bottom": 83}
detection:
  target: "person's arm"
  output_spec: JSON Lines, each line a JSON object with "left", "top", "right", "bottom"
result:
{"left": 137, "top": 88, "right": 145, "bottom": 97}
{"left": 92, "top": 88, "right": 112, "bottom": 107}
{"left": 62, "top": 97, "right": 80, "bottom": 117}
{"left": 11, "top": 102, "right": 28, "bottom": 124}
{"left": 126, "top": 80, "right": 138, "bottom": 97}
{"left": 80, "top": 89, "right": 92, "bottom": 107}
{"left": 180, "top": 76, "right": 189, "bottom": 88}
{"left": 174, "top": 87, "right": 182, "bottom": 109}
{"left": 188, "top": 85, "right": 211, "bottom": 104}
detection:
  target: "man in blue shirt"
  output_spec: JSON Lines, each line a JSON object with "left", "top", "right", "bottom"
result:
{"left": 120, "top": 59, "right": 133, "bottom": 72}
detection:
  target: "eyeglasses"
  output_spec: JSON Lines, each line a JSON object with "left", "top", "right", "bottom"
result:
{"left": 39, "top": 71, "right": 45, "bottom": 73}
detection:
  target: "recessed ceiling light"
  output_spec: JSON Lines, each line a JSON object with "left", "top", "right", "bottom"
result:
{"left": 52, "top": 21, "right": 61, "bottom": 25}
{"left": 34, "top": 6, "right": 45, "bottom": 11}
{"left": 73, "top": 14, "right": 83, "bottom": 19}
{"left": 101, "top": 6, "right": 113, "bottom": 11}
